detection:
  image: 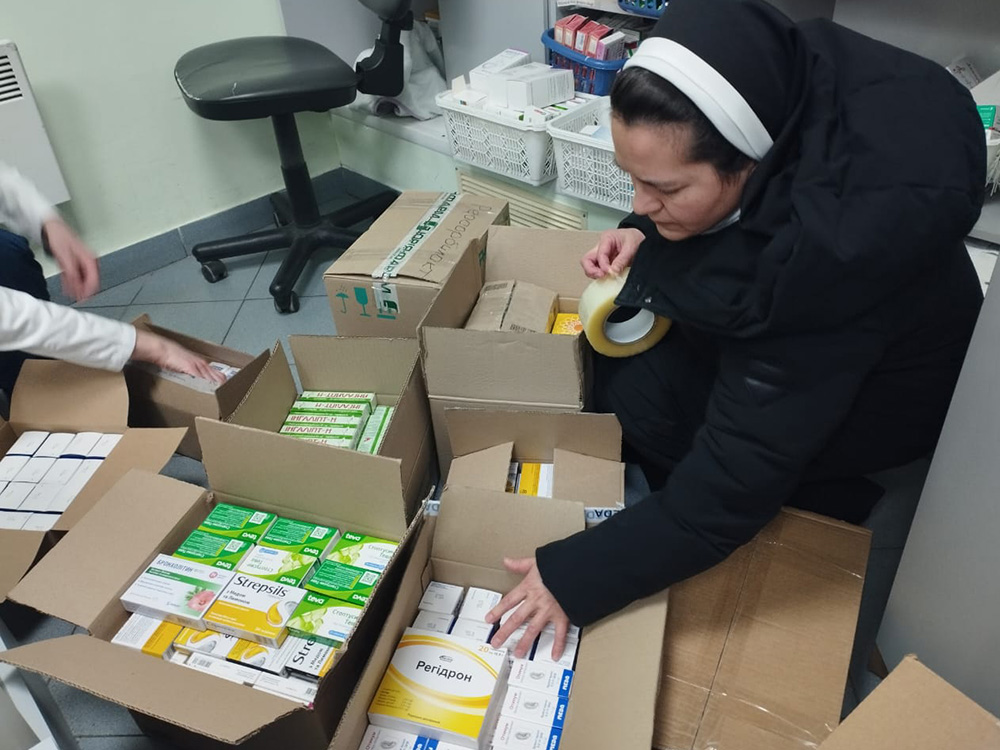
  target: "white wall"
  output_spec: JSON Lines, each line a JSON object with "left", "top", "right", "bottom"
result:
{"left": 2, "top": 0, "right": 342, "bottom": 269}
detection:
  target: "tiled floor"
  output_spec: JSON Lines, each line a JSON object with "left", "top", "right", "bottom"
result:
{"left": 1, "top": 187, "right": 384, "bottom": 750}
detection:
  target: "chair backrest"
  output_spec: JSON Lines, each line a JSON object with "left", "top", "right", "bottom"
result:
{"left": 357, "top": 0, "right": 411, "bottom": 22}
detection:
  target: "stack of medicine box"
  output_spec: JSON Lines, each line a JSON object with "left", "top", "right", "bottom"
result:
{"left": 0, "top": 431, "right": 122, "bottom": 532}
{"left": 113, "top": 502, "right": 398, "bottom": 704}
{"left": 362, "top": 580, "right": 578, "bottom": 750}
{"left": 280, "top": 391, "right": 394, "bottom": 455}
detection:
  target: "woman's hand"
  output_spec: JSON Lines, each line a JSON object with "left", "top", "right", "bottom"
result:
{"left": 42, "top": 218, "right": 100, "bottom": 301}
{"left": 131, "top": 330, "right": 226, "bottom": 383}
{"left": 581, "top": 227, "right": 645, "bottom": 280}
{"left": 486, "top": 557, "right": 572, "bottom": 661}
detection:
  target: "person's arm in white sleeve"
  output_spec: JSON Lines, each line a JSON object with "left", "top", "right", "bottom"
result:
{"left": 0, "top": 163, "right": 57, "bottom": 245}
{"left": 0, "top": 286, "right": 225, "bottom": 382}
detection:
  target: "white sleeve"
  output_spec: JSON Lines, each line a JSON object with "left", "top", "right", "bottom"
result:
{"left": 0, "top": 162, "right": 57, "bottom": 245}
{"left": 0, "top": 287, "right": 136, "bottom": 371}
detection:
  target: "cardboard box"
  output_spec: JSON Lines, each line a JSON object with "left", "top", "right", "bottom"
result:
{"left": 223, "top": 336, "right": 434, "bottom": 518}
{"left": 464, "top": 280, "right": 558, "bottom": 334}
{"left": 444, "top": 410, "right": 624, "bottom": 527}
{"left": 0, "top": 456, "right": 424, "bottom": 750}
{"left": 124, "top": 314, "right": 271, "bottom": 459}
{"left": 420, "top": 227, "right": 600, "bottom": 475}
{"left": 0, "top": 361, "right": 184, "bottom": 602}
{"left": 818, "top": 655, "right": 1000, "bottom": 748}
{"left": 324, "top": 192, "right": 509, "bottom": 338}
{"left": 328, "top": 486, "right": 668, "bottom": 750}
{"left": 654, "top": 509, "right": 871, "bottom": 750}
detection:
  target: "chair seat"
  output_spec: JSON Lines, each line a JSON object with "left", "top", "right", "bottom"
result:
{"left": 175, "top": 36, "right": 358, "bottom": 121}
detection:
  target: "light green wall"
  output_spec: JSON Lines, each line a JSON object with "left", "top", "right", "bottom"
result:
{"left": 331, "top": 116, "right": 627, "bottom": 231}
{"left": 2, "top": 0, "right": 341, "bottom": 272}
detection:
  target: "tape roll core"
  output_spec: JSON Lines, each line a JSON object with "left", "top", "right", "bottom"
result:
{"left": 578, "top": 270, "right": 671, "bottom": 358}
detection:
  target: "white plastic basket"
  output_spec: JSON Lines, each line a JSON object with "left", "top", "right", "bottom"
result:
{"left": 548, "top": 96, "right": 634, "bottom": 211}
{"left": 435, "top": 91, "right": 557, "bottom": 186}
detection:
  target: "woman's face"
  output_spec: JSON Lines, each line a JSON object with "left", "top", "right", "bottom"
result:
{"left": 612, "top": 116, "right": 750, "bottom": 241}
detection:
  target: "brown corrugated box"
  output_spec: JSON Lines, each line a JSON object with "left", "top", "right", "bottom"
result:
{"left": 328, "top": 486, "right": 669, "bottom": 750}
{"left": 0, "top": 360, "right": 185, "bottom": 601}
{"left": 444, "top": 409, "right": 624, "bottom": 527}
{"left": 0, "top": 439, "right": 425, "bottom": 749}
{"left": 656, "top": 509, "right": 871, "bottom": 750}
{"left": 323, "top": 192, "right": 509, "bottom": 338}
{"left": 464, "top": 279, "right": 558, "bottom": 334}
{"left": 124, "top": 314, "right": 272, "bottom": 459}
{"left": 420, "top": 226, "right": 600, "bottom": 475}
{"left": 221, "top": 336, "right": 435, "bottom": 517}
{"left": 819, "top": 655, "right": 1000, "bottom": 748}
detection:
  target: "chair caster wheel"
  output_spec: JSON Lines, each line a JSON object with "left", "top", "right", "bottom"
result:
{"left": 274, "top": 291, "right": 300, "bottom": 314}
{"left": 201, "top": 261, "right": 228, "bottom": 283}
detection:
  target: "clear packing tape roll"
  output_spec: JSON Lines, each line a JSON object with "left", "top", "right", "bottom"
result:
{"left": 578, "top": 270, "right": 672, "bottom": 358}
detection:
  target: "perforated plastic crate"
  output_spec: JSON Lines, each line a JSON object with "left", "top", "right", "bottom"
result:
{"left": 548, "top": 96, "right": 634, "bottom": 211}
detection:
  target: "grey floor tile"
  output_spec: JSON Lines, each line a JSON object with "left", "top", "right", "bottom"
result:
{"left": 223, "top": 296, "right": 336, "bottom": 354}
{"left": 121, "top": 300, "right": 241, "bottom": 344}
{"left": 161, "top": 455, "right": 208, "bottom": 489}
{"left": 81, "top": 306, "right": 129, "bottom": 321}
{"left": 0, "top": 605, "right": 75, "bottom": 645}
{"left": 47, "top": 681, "right": 143, "bottom": 736}
{"left": 132, "top": 256, "right": 264, "bottom": 305}
{"left": 99, "top": 231, "right": 187, "bottom": 291}
{"left": 79, "top": 735, "right": 178, "bottom": 750}
{"left": 75, "top": 277, "right": 146, "bottom": 309}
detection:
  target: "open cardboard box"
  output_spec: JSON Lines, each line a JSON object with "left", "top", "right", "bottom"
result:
{"left": 223, "top": 336, "right": 434, "bottom": 517}
{"left": 323, "top": 192, "right": 509, "bottom": 338}
{"left": 656, "top": 509, "right": 871, "bottom": 750}
{"left": 818, "top": 655, "right": 1000, "bottom": 748}
{"left": 124, "top": 314, "right": 272, "bottom": 459}
{"left": 329, "top": 486, "right": 669, "bottom": 750}
{"left": 0, "top": 448, "right": 426, "bottom": 750}
{"left": 0, "top": 360, "right": 185, "bottom": 601}
{"left": 420, "top": 226, "right": 600, "bottom": 476}
{"left": 445, "top": 409, "right": 624, "bottom": 527}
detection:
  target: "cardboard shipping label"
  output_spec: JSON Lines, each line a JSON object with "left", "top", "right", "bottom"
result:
{"left": 120, "top": 555, "right": 235, "bottom": 630}
{"left": 282, "top": 635, "right": 339, "bottom": 681}
{"left": 237, "top": 545, "right": 318, "bottom": 587}
{"left": 259, "top": 517, "right": 340, "bottom": 558}
{"left": 110, "top": 613, "right": 182, "bottom": 660}
{"left": 304, "top": 559, "right": 381, "bottom": 603}
{"left": 327, "top": 531, "right": 398, "bottom": 572}
{"left": 287, "top": 591, "right": 364, "bottom": 646}
{"left": 173, "top": 529, "right": 254, "bottom": 570}
{"left": 173, "top": 627, "right": 240, "bottom": 658}
{"left": 198, "top": 503, "right": 276, "bottom": 543}
{"left": 368, "top": 629, "right": 510, "bottom": 747}
{"left": 203, "top": 573, "right": 306, "bottom": 647}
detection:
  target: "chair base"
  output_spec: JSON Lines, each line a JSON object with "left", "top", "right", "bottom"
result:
{"left": 192, "top": 189, "right": 397, "bottom": 313}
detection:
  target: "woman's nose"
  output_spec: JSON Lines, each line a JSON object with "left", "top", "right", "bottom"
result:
{"left": 631, "top": 180, "right": 659, "bottom": 216}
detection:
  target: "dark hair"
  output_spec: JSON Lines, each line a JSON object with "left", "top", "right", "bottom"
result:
{"left": 611, "top": 67, "right": 754, "bottom": 179}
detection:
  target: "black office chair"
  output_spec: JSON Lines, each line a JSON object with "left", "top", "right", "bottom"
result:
{"left": 174, "top": 0, "right": 412, "bottom": 313}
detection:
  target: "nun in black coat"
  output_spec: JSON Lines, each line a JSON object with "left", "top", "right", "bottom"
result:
{"left": 485, "top": 0, "right": 986, "bottom": 660}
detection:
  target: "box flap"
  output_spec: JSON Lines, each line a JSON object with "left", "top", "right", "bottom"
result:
{"left": 447, "top": 442, "right": 514, "bottom": 492}
{"left": 198, "top": 417, "right": 410, "bottom": 539}
{"left": 10, "top": 360, "right": 128, "bottom": 431}
{"left": 0, "top": 530, "right": 46, "bottom": 602}
{"left": 561, "top": 593, "right": 669, "bottom": 750}
{"left": 55, "top": 427, "right": 187, "bottom": 531}
{"left": 0, "top": 635, "right": 298, "bottom": 744}
{"left": 326, "top": 192, "right": 506, "bottom": 284}
{"left": 433, "top": 486, "right": 584, "bottom": 569}
{"left": 11, "top": 471, "right": 207, "bottom": 631}
{"left": 131, "top": 314, "right": 258, "bottom": 368}
{"left": 484, "top": 226, "right": 598, "bottom": 298}
{"left": 228, "top": 341, "right": 296, "bottom": 433}
{"left": 446, "top": 410, "right": 621, "bottom": 462}
{"left": 289, "top": 336, "right": 419, "bottom": 396}
{"left": 552, "top": 448, "right": 624, "bottom": 508}
{"left": 819, "top": 656, "right": 1000, "bottom": 748}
